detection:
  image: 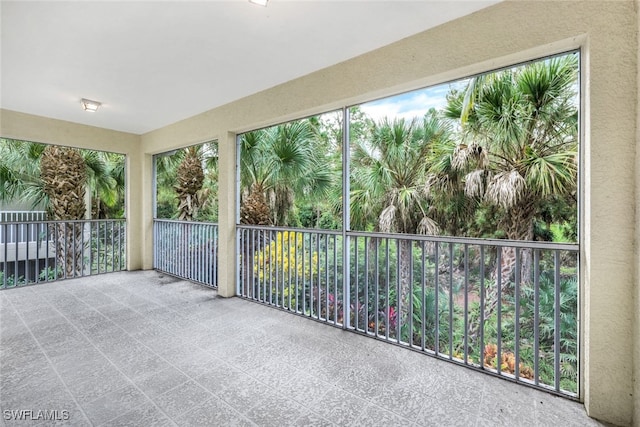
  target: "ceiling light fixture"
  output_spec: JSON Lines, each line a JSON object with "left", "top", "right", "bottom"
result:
{"left": 249, "top": 0, "right": 268, "bottom": 6}
{"left": 81, "top": 98, "right": 101, "bottom": 112}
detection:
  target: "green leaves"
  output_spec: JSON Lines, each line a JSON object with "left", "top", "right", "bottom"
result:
{"left": 438, "top": 53, "right": 579, "bottom": 241}
{"left": 240, "top": 118, "right": 339, "bottom": 226}
{"left": 350, "top": 116, "right": 447, "bottom": 235}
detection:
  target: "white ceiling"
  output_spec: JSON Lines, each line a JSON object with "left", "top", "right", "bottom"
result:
{"left": 1, "top": 1, "right": 498, "bottom": 135}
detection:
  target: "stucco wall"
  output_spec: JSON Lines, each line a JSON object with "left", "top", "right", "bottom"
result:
{"left": 1, "top": 1, "right": 637, "bottom": 425}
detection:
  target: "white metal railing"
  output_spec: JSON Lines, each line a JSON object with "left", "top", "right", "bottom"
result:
{"left": 237, "top": 224, "right": 579, "bottom": 399}
{"left": 153, "top": 219, "right": 218, "bottom": 289}
{"left": 1, "top": 219, "right": 126, "bottom": 288}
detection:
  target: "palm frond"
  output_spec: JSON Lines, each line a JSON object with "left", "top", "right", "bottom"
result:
{"left": 485, "top": 170, "right": 526, "bottom": 209}
{"left": 378, "top": 205, "right": 397, "bottom": 233}
{"left": 417, "top": 216, "right": 439, "bottom": 235}
{"left": 464, "top": 169, "right": 487, "bottom": 199}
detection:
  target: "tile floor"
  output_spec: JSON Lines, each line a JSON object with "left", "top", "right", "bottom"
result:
{"left": 0, "top": 271, "right": 604, "bottom": 426}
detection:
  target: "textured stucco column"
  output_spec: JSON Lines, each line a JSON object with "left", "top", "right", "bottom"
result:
{"left": 216, "top": 132, "right": 237, "bottom": 297}
{"left": 125, "top": 147, "right": 144, "bottom": 270}
{"left": 136, "top": 152, "right": 155, "bottom": 270}
{"left": 579, "top": 4, "right": 636, "bottom": 425}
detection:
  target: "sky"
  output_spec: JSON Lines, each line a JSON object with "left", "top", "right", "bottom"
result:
{"left": 359, "top": 79, "right": 468, "bottom": 122}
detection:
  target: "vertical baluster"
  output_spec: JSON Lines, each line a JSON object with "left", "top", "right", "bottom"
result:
{"left": 35, "top": 220, "right": 40, "bottom": 284}
{"left": 2, "top": 223, "right": 7, "bottom": 288}
{"left": 364, "top": 236, "right": 369, "bottom": 333}
{"left": 247, "top": 228, "right": 251, "bottom": 296}
{"left": 310, "top": 232, "right": 315, "bottom": 316}
{"left": 266, "top": 229, "right": 271, "bottom": 303}
{"left": 396, "top": 238, "right": 401, "bottom": 344}
{"left": 435, "top": 242, "right": 439, "bottom": 355}
{"left": 497, "top": 247, "right": 503, "bottom": 375}
{"left": 156, "top": 221, "right": 160, "bottom": 272}
{"left": 104, "top": 221, "right": 109, "bottom": 274}
{"left": 283, "top": 230, "right": 287, "bottom": 308}
{"left": 14, "top": 224, "right": 19, "bottom": 284}
{"left": 480, "top": 245, "right": 485, "bottom": 368}
{"left": 275, "top": 229, "right": 279, "bottom": 307}
{"left": 71, "top": 221, "right": 77, "bottom": 278}
{"left": 295, "top": 230, "right": 299, "bottom": 312}
{"left": 316, "top": 232, "right": 321, "bottom": 319}
{"left": 409, "top": 239, "right": 414, "bottom": 346}
{"left": 47, "top": 222, "right": 52, "bottom": 282}
{"left": 515, "top": 247, "right": 521, "bottom": 380}
{"left": 374, "top": 237, "right": 379, "bottom": 336}
{"left": 385, "top": 238, "right": 390, "bottom": 341}
{"left": 534, "top": 249, "right": 540, "bottom": 386}
{"left": 268, "top": 229, "right": 272, "bottom": 304}
{"left": 464, "top": 244, "right": 469, "bottom": 364}
{"left": 554, "top": 250, "right": 561, "bottom": 392}
{"left": 111, "top": 221, "right": 115, "bottom": 273}
{"left": 214, "top": 225, "right": 218, "bottom": 288}
{"left": 354, "top": 236, "right": 359, "bottom": 331}
{"left": 421, "top": 240, "right": 426, "bottom": 351}
{"left": 82, "top": 221, "right": 86, "bottom": 276}
{"left": 333, "top": 235, "right": 338, "bottom": 324}
{"left": 324, "top": 233, "right": 329, "bottom": 321}
{"left": 120, "top": 220, "right": 124, "bottom": 271}
{"left": 25, "top": 221, "right": 30, "bottom": 284}
{"left": 448, "top": 243, "right": 453, "bottom": 359}
{"left": 302, "top": 231, "right": 306, "bottom": 314}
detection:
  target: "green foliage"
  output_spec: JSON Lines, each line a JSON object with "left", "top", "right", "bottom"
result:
{"left": 0, "top": 271, "right": 24, "bottom": 288}
{"left": 155, "top": 142, "right": 218, "bottom": 221}
{"left": 0, "top": 139, "right": 125, "bottom": 219}
{"left": 38, "top": 266, "right": 61, "bottom": 281}
{"left": 436, "top": 54, "right": 579, "bottom": 242}
{"left": 240, "top": 117, "right": 340, "bottom": 227}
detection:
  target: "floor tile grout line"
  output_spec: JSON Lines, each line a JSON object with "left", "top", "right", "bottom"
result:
{"left": 27, "top": 287, "right": 180, "bottom": 427}
{"left": 167, "top": 392, "right": 257, "bottom": 426}
{"left": 2, "top": 272, "right": 599, "bottom": 427}
{"left": 223, "top": 299, "right": 418, "bottom": 415}
{"left": 39, "top": 276, "right": 262, "bottom": 425}
{"left": 4, "top": 293, "right": 94, "bottom": 427}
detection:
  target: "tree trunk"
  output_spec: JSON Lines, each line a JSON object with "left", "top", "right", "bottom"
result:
{"left": 55, "top": 222, "right": 84, "bottom": 278}
{"left": 470, "top": 199, "right": 535, "bottom": 345}
{"left": 397, "top": 238, "right": 413, "bottom": 339}
{"left": 40, "top": 146, "right": 87, "bottom": 279}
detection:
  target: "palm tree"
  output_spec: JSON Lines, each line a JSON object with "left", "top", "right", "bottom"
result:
{"left": 0, "top": 139, "right": 48, "bottom": 208}
{"left": 239, "top": 119, "right": 334, "bottom": 226}
{"left": 442, "top": 54, "right": 578, "bottom": 243}
{"left": 1, "top": 139, "right": 124, "bottom": 277}
{"left": 351, "top": 114, "right": 446, "bottom": 235}
{"left": 175, "top": 146, "right": 205, "bottom": 221}
{"left": 439, "top": 54, "right": 579, "bottom": 341}
{"left": 0, "top": 139, "right": 124, "bottom": 218}
{"left": 154, "top": 143, "right": 218, "bottom": 221}
{"left": 40, "top": 145, "right": 87, "bottom": 277}
{"left": 86, "top": 151, "right": 125, "bottom": 219}
{"left": 350, "top": 114, "right": 449, "bottom": 302}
